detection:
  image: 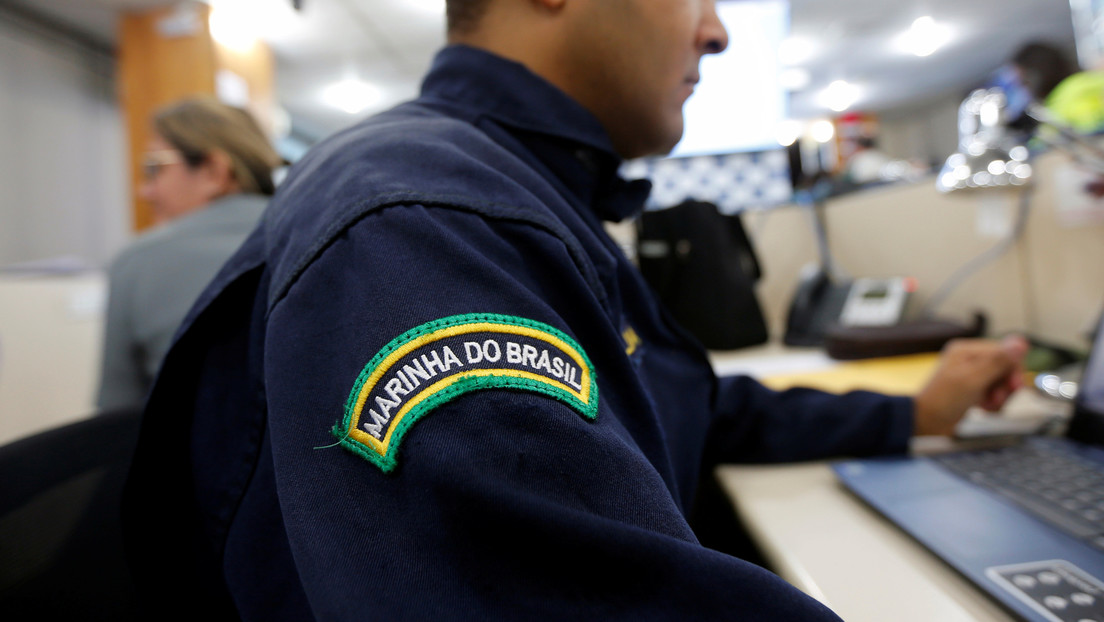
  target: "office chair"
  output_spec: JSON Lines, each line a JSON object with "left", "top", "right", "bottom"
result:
{"left": 637, "top": 200, "right": 770, "bottom": 350}
{"left": 0, "top": 407, "right": 142, "bottom": 620}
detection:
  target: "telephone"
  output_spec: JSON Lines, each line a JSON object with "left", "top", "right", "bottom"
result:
{"left": 838, "top": 277, "right": 912, "bottom": 327}
{"left": 783, "top": 266, "right": 912, "bottom": 347}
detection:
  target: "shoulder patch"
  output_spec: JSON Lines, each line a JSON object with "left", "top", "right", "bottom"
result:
{"left": 334, "top": 313, "right": 598, "bottom": 472}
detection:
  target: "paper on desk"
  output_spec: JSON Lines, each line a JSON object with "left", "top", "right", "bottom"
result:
{"left": 953, "top": 409, "right": 1053, "bottom": 438}
{"left": 722, "top": 352, "right": 942, "bottom": 396}
{"left": 712, "top": 350, "right": 837, "bottom": 380}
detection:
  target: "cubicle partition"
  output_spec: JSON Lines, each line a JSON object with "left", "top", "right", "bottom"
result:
{"left": 0, "top": 272, "right": 106, "bottom": 445}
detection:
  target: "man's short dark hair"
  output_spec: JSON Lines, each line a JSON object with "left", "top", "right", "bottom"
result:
{"left": 446, "top": 0, "right": 491, "bottom": 35}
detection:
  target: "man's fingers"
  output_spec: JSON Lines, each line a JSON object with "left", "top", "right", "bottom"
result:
{"left": 980, "top": 385, "right": 1012, "bottom": 411}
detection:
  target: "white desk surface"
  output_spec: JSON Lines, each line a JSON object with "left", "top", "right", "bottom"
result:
{"left": 717, "top": 460, "right": 1018, "bottom": 622}
{"left": 712, "top": 344, "right": 1072, "bottom": 622}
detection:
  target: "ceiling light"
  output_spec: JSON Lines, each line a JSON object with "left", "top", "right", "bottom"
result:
{"left": 810, "top": 119, "right": 836, "bottom": 143}
{"left": 208, "top": 0, "right": 300, "bottom": 51}
{"left": 895, "top": 16, "right": 951, "bottom": 58}
{"left": 322, "top": 78, "right": 382, "bottom": 115}
{"left": 819, "top": 80, "right": 860, "bottom": 113}
{"left": 209, "top": 6, "right": 258, "bottom": 51}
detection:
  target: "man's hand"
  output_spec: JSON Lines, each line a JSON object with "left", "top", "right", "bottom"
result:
{"left": 913, "top": 335, "right": 1030, "bottom": 436}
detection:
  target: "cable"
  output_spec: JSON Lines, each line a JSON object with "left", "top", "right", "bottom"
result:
{"left": 805, "top": 197, "right": 850, "bottom": 281}
{"left": 1016, "top": 211, "right": 1039, "bottom": 334}
{"left": 920, "top": 184, "right": 1035, "bottom": 318}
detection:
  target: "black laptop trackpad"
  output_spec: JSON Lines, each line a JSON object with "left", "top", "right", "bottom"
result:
{"left": 988, "top": 560, "right": 1104, "bottom": 622}
{"left": 835, "top": 458, "right": 1104, "bottom": 621}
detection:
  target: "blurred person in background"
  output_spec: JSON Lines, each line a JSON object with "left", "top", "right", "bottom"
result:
{"left": 96, "top": 96, "right": 281, "bottom": 411}
{"left": 1010, "top": 42, "right": 1104, "bottom": 196}
{"left": 838, "top": 135, "right": 894, "bottom": 185}
{"left": 1011, "top": 41, "right": 1076, "bottom": 107}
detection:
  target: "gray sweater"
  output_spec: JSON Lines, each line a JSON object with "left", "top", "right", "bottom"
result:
{"left": 96, "top": 193, "right": 267, "bottom": 411}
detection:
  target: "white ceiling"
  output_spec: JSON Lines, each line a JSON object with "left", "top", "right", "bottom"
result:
{"left": 0, "top": 0, "right": 1080, "bottom": 144}
{"left": 788, "top": 0, "right": 1076, "bottom": 118}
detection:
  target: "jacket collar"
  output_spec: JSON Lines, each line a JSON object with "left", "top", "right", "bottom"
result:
{"left": 419, "top": 45, "right": 651, "bottom": 222}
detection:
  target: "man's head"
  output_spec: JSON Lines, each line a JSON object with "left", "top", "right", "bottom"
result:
{"left": 446, "top": 0, "right": 492, "bottom": 36}
{"left": 445, "top": 0, "right": 728, "bottom": 159}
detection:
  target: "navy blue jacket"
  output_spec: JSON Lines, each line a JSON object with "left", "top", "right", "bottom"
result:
{"left": 123, "top": 45, "right": 913, "bottom": 621}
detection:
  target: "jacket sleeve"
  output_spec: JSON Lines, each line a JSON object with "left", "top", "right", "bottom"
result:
{"left": 258, "top": 205, "right": 844, "bottom": 621}
{"left": 704, "top": 373, "right": 915, "bottom": 466}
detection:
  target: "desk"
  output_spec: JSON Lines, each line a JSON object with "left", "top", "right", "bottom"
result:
{"left": 717, "top": 461, "right": 1015, "bottom": 621}
{"left": 711, "top": 347, "right": 1069, "bottom": 621}
{"left": 710, "top": 342, "right": 942, "bottom": 395}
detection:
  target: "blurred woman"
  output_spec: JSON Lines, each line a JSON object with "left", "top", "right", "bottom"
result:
{"left": 96, "top": 97, "right": 282, "bottom": 411}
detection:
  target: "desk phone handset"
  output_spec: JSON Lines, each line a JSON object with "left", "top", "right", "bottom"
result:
{"left": 784, "top": 267, "right": 911, "bottom": 347}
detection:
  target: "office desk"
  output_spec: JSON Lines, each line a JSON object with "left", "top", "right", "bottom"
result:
{"left": 711, "top": 347, "right": 1068, "bottom": 622}
{"left": 717, "top": 460, "right": 1017, "bottom": 621}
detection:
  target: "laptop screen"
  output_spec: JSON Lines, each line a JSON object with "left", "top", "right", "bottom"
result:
{"left": 1065, "top": 314, "right": 1104, "bottom": 445}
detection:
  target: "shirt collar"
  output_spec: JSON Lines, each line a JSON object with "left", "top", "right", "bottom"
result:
{"left": 419, "top": 45, "right": 651, "bottom": 222}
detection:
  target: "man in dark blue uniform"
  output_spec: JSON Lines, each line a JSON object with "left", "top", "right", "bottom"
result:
{"left": 123, "top": 0, "right": 1026, "bottom": 619}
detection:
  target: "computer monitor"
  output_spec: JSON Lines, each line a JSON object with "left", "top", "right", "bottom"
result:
{"left": 1067, "top": 313, "right": 1104, "bottom": 443}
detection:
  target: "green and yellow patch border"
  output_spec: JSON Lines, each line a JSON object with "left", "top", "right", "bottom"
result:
{"left": 334, "top": 313, "right": 598, "bottom": 472}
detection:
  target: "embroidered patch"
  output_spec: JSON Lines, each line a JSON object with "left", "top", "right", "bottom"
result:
{"left": 622, "top": 325, "right": 641, "bottom": 356}
{"left": 334, "top": 313, "right": 598, "bottom": 472}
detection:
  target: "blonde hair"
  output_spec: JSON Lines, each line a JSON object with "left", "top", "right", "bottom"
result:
{"left": 152, "top": 97, "right": 282, "bottom": 196}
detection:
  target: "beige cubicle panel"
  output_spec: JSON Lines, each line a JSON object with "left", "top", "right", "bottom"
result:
{"left": 0, "top": 273, "right": 106, "bottom": 445}
{"left": 745, "top": 150, "right": 1104, "bottom": 350}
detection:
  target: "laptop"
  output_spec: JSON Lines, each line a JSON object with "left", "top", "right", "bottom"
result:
{"left": 833, "top": 314, "right": 1104, "bottom": 622}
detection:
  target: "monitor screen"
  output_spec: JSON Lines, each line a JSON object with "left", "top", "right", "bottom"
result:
{"left": 1080, "top": 315, "right": 1104, "bottom": 414}
{"left": 1066, "top": 311, "right": 1104, "bottom": 444}
{"left": 668, "top": 0, "right": 789, "bottom": 158}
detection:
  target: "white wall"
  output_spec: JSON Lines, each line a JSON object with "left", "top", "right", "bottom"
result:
{"left": 0, "top": 14, "right": 129, "bottom": 269}
{"left": 879, "top": 94, "right": 962, "bottom": 169}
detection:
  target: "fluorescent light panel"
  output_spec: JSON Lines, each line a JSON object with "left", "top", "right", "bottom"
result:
{"left": 895, "top": 16, "right": 952, "bottom": 57}
{"left": 322, "top": 78, "right": 382, "bottom": 114}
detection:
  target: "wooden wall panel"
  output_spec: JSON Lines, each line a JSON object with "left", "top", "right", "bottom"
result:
{"left": 118, "top": 3, "right": 277, "bottom": 234}
{"left": 118, "top": 3, "right": 217, "bottom": 232}
{"left": 214, "top": 41, "right": 277, "bottom": 139}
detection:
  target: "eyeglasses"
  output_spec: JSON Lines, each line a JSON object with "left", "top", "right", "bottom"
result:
{"left": 141, "top": 149, "right": 183, "bottom": 180}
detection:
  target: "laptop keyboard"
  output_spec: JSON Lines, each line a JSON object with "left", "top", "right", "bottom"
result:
{"left": 936, "top": 443, "right": 1104, "bottom": 549}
